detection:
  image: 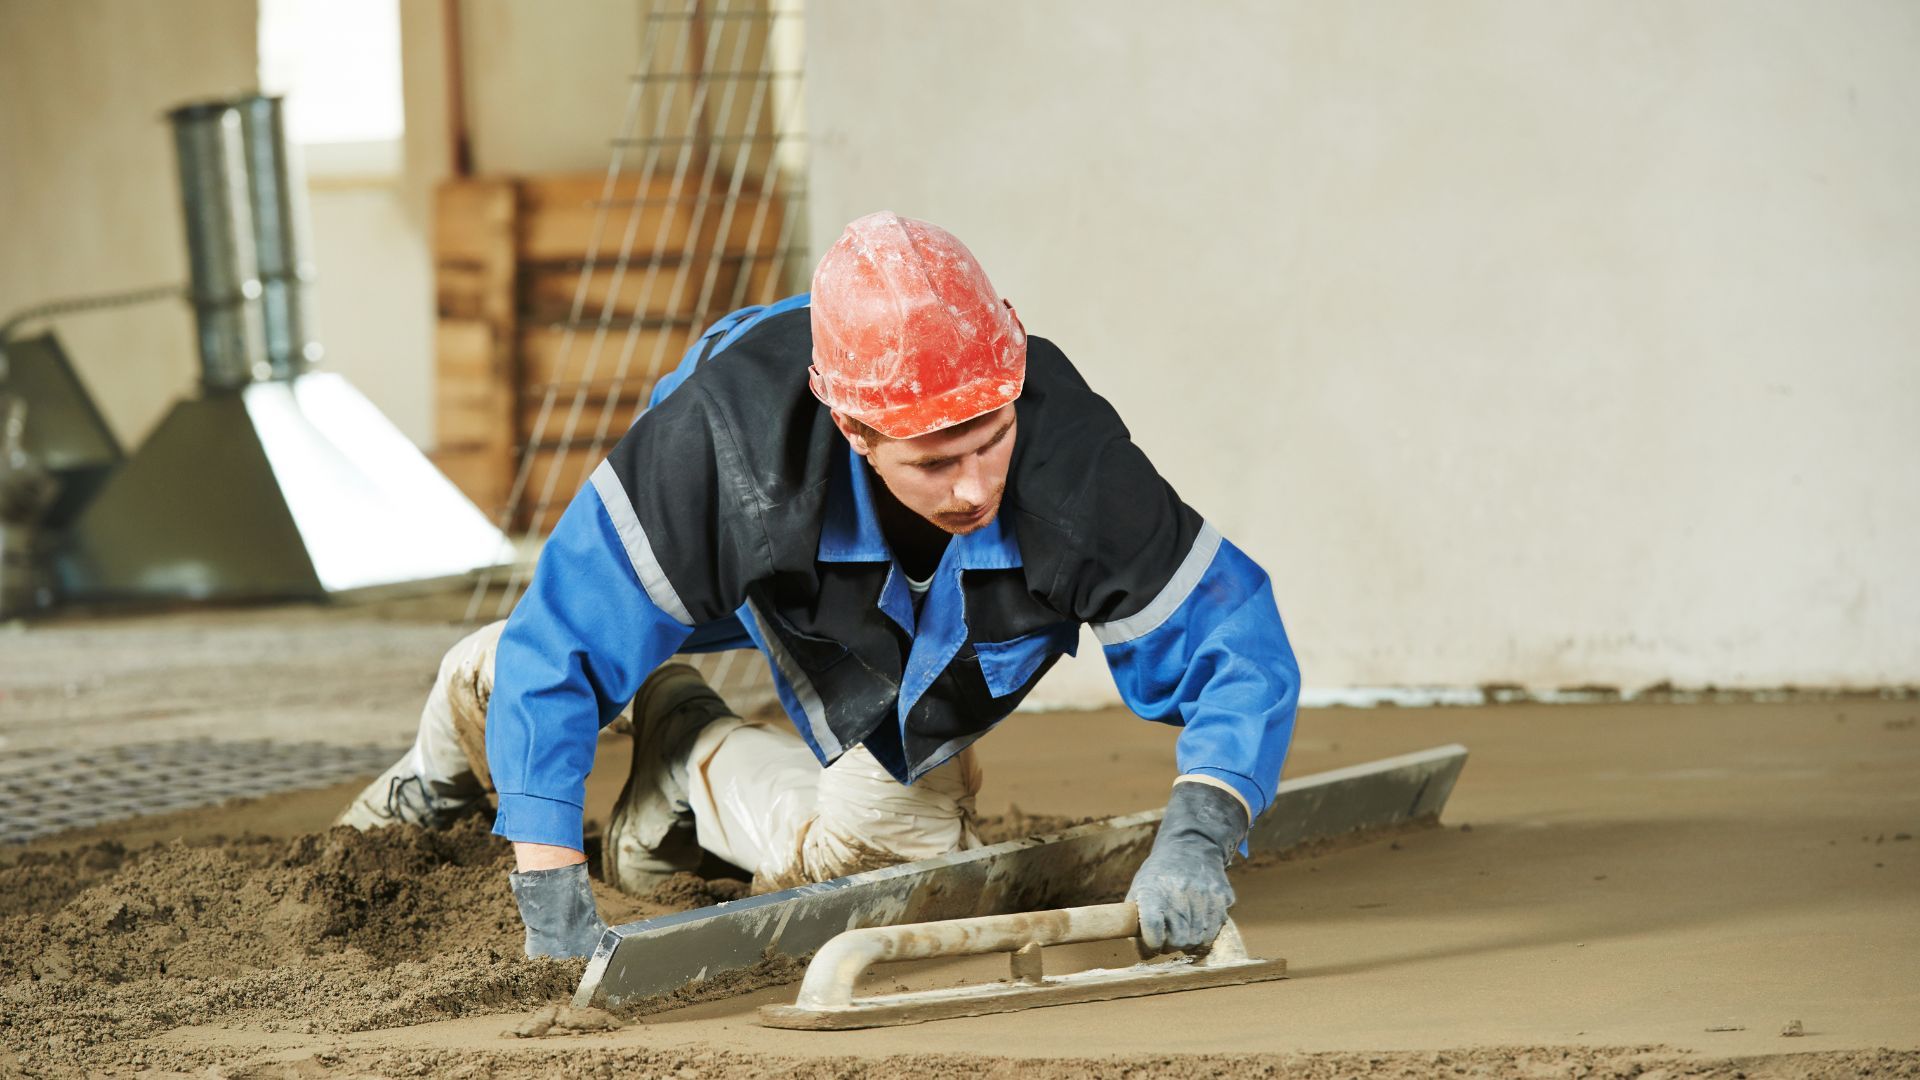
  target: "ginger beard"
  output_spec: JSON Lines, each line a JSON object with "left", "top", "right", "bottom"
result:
{"left": 836, "top": 406, "right": 1017, "bottom": 536}
{"left": 923, "top": 479, "right": 1007, "bottom": 535}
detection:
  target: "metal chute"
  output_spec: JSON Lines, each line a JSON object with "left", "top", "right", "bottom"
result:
{"left": 60, "top": 94, "right": 509, "bottom": 602}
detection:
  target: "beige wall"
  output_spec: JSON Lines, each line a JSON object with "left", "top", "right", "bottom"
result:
{"left": 459, "top": 0, "right": 786, "bottom": 177}
{"left": 318, "top": 0, "right": 794, "bottom": 447}
{"left": 11, "top": 2, "right": 1913, "bottom": 692}
{"left": 0, "top": 0, "right": 790, "bottom": 453}
{"left": 0, "top": 0, "right": 442, "bottom": 448}
{"left": 459, "top": 0, "right": 644, "bottom": 174}
{"left": 296, "top": 0, "right": 456, "bottom": 449}
{"left": 0, "top": 0, "right": 259, "bottom": 445}
{"left": 806, "top": 1, "right": 1920, "bottom": 692}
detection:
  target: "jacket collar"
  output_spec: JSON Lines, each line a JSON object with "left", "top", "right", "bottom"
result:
{"left": 817, "top": 444, "right": 1022, "bottom": 571}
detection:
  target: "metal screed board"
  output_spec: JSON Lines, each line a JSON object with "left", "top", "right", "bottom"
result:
{"left": 575, "top": 743, "right": 1468, "bottom": 1007}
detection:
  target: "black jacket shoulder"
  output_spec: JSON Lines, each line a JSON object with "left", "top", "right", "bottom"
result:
{"left": 1006, "top": 336, "right": 1207, "bottom": 625}
{"left": 610, "top": 306, "right": 1202, "bottom": 627}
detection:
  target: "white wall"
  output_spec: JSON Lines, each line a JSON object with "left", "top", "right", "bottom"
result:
{"left": 0, "top": 0, "right": 259, "bottom": 446}
{"left": 806, "top": 1, "right": 1920, "bottom": 692}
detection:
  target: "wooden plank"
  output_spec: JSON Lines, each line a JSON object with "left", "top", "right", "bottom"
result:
{"left": 520, "top": 174, "right": 697, "bottom": 264}
{"left": 710, "top": 187, "right": 787, "bottom": 252}
{"left": 518, "top": 324, "right": 697, "bottom": 392}
{"left": 435, "top": 178, "right": 516, "bottom": 267}
{"left": 429, "top": 445, "right": 513, "bottom": 519}
{"left": 575, "top": 744, "right": 1469, "bottom": 1008}
{"left": 515, "top": 447, "right": 600, "bottom": 534}
{"left": 518, "top": 392, "right": 648, "bottom": 448}
{"left": 518, "top": 173, "right": 789, "bottom": 266}
{"left": 434, "top": 178, "right": 518, "bottom": 516}
{"left": 435, "top": 180, "right": 517, "bottom": 329}
{"left": 741, "top": 254, "right": 796, "bottom": 308}
{"left": 521, "top": 448, "right": 595, "bottom": 495}
{"left": 522, "top": 258, "right": 744, "bottom": 325}
{"left": 730, "top": 198, "right": 797, "bottom": 308}
{"left": 435, "top": 261, "right": 493, "bottom": 322}
{"left": 433, "top": 172, "right": 801, "bottom": 533}
{"left": 435, "top": 319, "right": 514, "bottom": 449}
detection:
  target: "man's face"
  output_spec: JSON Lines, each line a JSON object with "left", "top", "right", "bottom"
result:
{"left": 835, "top": 406, "right": 1017, "bottom": 535}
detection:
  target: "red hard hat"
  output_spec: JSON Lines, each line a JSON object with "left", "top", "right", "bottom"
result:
{"left": 809, "top": 212, "right": 1026, "bottom": 440}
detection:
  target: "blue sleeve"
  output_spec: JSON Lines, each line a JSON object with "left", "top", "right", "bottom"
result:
{"left": 1100, "top": 535, "right": 1300, "bottom": 825}
{"left": 487, "top": 482, "right": 693, "bottom": 850}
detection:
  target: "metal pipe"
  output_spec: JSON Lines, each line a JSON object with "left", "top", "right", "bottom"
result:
{"left": 233, "top": 94, "right": 321, "bottom": 379}
{"left": 168, "top": 101, "right": 268, "bottom": 392}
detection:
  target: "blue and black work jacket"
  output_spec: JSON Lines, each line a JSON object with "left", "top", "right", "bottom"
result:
{"left": 487, "top": 295, "right": 1302, "bottom": 851}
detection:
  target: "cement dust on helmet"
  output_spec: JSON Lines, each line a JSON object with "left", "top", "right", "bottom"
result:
{"left": 808, "top": 211, "right": 1027, "bottom": 440}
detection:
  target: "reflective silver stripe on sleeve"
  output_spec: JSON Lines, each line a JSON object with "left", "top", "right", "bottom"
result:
{"left": 1091, "top": 521, "right": 1224, "bottom": 647}
{"left": 744, "top": 598, "right": 843, "bottom": 759}
{"left": 589, "top": 460, "right": 694, "bottom": 626}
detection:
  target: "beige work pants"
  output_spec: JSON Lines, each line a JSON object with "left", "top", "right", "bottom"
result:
{"left": 397, "top": 621, "right": 982, "bottom": 887}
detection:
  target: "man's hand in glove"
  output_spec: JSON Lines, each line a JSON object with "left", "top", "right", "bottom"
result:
{"left": 509, "top": 861, "right": 609, "bottom": 959}
{"left": 1126, "top": 780, "right": 1250, "bottom": 955}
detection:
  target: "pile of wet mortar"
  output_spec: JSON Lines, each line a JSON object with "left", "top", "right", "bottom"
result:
{"left": 0, "top": 817, "right": 750, "bottom": 1063}
{"left": 0, "top": 808, "right": 1091, "bottom": 1069}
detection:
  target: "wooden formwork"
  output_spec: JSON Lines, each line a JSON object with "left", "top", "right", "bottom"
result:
{"left": 430, "top": 172, "right": 792, "bottom": 532}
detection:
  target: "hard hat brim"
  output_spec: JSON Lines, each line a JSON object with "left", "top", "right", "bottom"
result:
{"left": 809, "top": 366, "right": 1025, "bottom": 441}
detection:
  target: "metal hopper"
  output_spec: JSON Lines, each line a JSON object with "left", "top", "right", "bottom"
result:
{"left": 61, "top": 94, "right": 509, "bottom": 601}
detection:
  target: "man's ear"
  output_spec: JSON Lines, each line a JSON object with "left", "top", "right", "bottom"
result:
{"left": 829, "top": 410, "right": 874, "bottom": 459}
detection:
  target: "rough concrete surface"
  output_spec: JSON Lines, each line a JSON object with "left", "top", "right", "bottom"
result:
{"left": 1, "top": 602, "right": 1917, "bottom": 1077}
{"left": 0, "top": 596, "right": 474, "bottom": 753}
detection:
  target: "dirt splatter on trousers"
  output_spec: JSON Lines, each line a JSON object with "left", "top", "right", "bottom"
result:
{"left": 393, "top": 621, "right": 980, "bottom": 886}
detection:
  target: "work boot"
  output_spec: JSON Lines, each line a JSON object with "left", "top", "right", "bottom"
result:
{"left": 604, "top": 663, "right": 739, "bottom": 894}
{"left": 335, "top": 758, "right": 484, "bottom": 831}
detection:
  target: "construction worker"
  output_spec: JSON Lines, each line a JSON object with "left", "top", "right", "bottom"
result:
{"left": 340, "top": 212, "right": 1300, "bottom": 962}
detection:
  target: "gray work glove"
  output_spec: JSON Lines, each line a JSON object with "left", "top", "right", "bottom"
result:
{"left": 508, "top": 862, "right": 609, "bottom": 959}
{"left": 1126, "top": 781, "right": 1249, "bottom": 955}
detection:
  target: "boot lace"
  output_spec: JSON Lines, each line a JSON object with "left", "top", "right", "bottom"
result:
{"left": 383, "top": 773, "right": 443, "bottom": 826}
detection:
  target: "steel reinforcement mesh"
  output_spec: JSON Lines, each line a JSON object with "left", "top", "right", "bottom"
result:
{"left": 464, "top": 2, "right": 808, "bottom": 712}
{"left": 0, "top": 739, "right": 405, "bottom": 844}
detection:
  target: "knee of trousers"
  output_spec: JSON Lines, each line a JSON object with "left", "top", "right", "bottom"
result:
{"left": 441, "top": 620, "right": 508, "bottom": 792}
{"left": 799, "top": 746, "right": 983, "bottom": 881}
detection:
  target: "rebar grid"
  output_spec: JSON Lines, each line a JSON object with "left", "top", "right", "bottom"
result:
{"left": 464, "top": 1, "right": 808, "bottom": 712}
{"left": 0, "top": 739, "right": 407, "bottom": 843}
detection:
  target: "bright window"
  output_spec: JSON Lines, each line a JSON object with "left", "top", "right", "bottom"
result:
{"left": 257, "top": 0, "right": 404, "bottom": 178}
